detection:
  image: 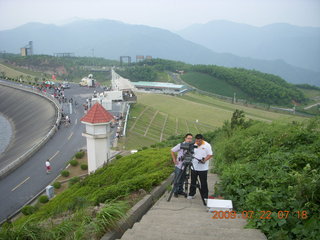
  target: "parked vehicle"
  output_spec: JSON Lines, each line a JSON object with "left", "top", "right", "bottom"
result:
{"left": 79, "top": 74, "right": 95, "bottom": 87}
{"left": 61, "top": 81, "right": 70, "bottom": 89}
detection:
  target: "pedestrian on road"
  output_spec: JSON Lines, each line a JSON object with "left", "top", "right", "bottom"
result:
{"left": 45, "top": 159, "right": 51, "bottom": 174}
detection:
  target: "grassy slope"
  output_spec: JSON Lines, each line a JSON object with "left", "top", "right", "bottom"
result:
{"left": 0, "top": 63, "right": 39, "bottom": 79}
{"left": 181, "top": 71, "right": 249, "bottom": 99}
{"left": 299, "top": 88, "right": 320, "bottom": 100}
{"left": 120, "top": 92, "right": 307, "bottom": 149}
{"left": 138, "top": 92, "right": 306, "bottom": 124}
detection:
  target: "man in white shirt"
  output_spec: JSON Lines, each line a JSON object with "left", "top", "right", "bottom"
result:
{"left": 188, "top": 134, "right": 213, "bottom": 200}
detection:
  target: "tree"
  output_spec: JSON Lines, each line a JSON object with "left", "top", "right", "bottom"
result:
{"left": 231, "top": 109, "right": 245, "bottom": 129}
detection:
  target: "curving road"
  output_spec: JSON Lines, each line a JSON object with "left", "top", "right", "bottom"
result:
{"left": 0, "top": 82, "right": 96, "bottom": 223}
{"left": 0, "top": 84, "right": 56, "bottom": 175}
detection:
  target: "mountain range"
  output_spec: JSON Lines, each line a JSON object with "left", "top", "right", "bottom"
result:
{"left": 177, "top": 20, "right": 320, "bottom": 73}
{"left": 0, "top": 19, "right": 319, "bottom": 86}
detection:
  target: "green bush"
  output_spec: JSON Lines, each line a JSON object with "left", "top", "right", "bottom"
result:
{"left": 75, "top": 151, "right": 85, "bottom": 159}
{"left": 69, "top": 159, "right": 79, "bottom": 166}
{"left": 21, "top": 205, "right": 37, "bottom": 215}
{"left": 80, "top": 164, "right": 88, "bottom": 170}
{"left": 53, "top": 182, "right": 61, "bottom": 189}
{"left": 61, "top": 170, "right": 70, "bottom": 177}
{"left": 115, "top": 155, "right": 122, "bottom": 159}
{"left": 38, "top": 195, "right": 49, "bottom": 204}
{"left": 3, "top": 148, "right": 172, "bottom": 239}
{"left": 214, "top": 118, "right": 320, "bottom": 239}
{"left": 69, "top": 177, "right": 80, "bottom": 186}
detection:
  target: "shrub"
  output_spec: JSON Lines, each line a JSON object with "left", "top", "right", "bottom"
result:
{"left": 69, "top": 159, "right": 79, "bottom": 166}
{"left": 61, "top": 170, "right": 70, "bottom": 177}
{"left": 69, "top": 177, "right": 80, "bottom": 186}
{"left": 80, "top": 164, "right": 88, "bottom": 170}
{"left": 115, "top": 155, "right": 122, "bottom": 160}
{"left": 53, "top": 182, "right": 61, "bottom": 189}
{"left": 21, "top": 205, "right": 37, "bottom": 215}
{"left": 38, "top": 195, "right": 49, "bottom": 204}
{"left": 75, "top": 151, "right": 85, "bottom": 159}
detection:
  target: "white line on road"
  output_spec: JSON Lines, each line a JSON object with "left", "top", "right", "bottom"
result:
{"left": 49, "top": 150, "right": 60, "bottom": 160}
{"left": 68, "top": 132, "right": 74, "bottom": 140}
{"left": 11, "top": 177, "right": 30, "bottom": 192}
{"left": 75, "top": 119, "right": 78, "bottom": 125}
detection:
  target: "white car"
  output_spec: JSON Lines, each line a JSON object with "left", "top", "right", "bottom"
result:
{"left": 62, "top": 82, "right": 70, "bottom": 89}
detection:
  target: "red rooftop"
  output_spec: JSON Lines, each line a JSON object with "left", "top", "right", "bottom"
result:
{"left": 81, "top": 103, "right": 114, "bottom": 124}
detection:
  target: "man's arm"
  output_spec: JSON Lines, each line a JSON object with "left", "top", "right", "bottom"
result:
{"left": 202, "top": 154, "right": 212, "bottom": 163}
{"left": 171, "top": 151, "right": 178, "bottom": 165}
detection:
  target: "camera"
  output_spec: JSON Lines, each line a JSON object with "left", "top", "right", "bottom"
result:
{"left": 180, "top": 142, "right": 197, "bottom": 164}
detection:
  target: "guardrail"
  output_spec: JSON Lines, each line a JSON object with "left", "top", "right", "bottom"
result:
{"left": 0, "top": 81, "right": 61, "bottom": 178}
{"left": 122, "top": 103, "right": 131, "bottom": 137}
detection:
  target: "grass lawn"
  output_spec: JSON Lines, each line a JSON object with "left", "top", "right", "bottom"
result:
{"left": 120, "top": 92, "right": 307, "bottom": 149}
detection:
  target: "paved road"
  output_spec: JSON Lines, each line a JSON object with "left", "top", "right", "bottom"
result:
{"left": 0, "top": 83, "right": 106, "bottom": 223}
{"left": 0, "top": 83, "right": 56, "bottom": 173}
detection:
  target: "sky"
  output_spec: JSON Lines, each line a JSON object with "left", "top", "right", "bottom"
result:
{"left": 0, "top": 0, "right": 319, "bottom": 31}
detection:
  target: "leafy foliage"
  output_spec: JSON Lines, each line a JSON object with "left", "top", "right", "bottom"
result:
{"left": 75, "top": 151, "right": 85, "bottom": 159}
{"left": 213, "top": 117, "right": 320, "bottom": 239}
{"left": 52, "top": 182, "right": 61, "bottom": 189}
{"left": 38, "top": 195, "right": 49, "bottom": 204}
{"left": 187, "top": 65, "right": 306, "bottom": 105}
{"left": 117, "top": 65, "right": 157, "bottom": 82}
{"left": 81, "top": 164, "right": 88, "bottom": 170}
{"left": 21, "top": 205, "right": 37, "bottom": 216}
{"left": 2, "top": 148, "right": 172, "bottom": 240}
{"left": 69, "top": 159, "right": 79, "bottom": 166}
{"left": 60, "top": 170, "right": 70, "bottom": 177}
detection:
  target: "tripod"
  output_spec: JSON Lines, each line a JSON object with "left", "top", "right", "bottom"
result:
{"left": 167, "top": 160, "right": 206, "bottom": 206}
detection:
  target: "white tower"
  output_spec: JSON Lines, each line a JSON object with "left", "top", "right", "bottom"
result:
{"left": 81, "top": 103, "right": 114, "bottom": 173}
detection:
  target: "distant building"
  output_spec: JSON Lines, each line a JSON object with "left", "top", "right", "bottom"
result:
{"left": 20, "top": 41, "right": 33, "bottom": 56}
{"left": 132, "top": 81, "right": 188, "bottom": 95}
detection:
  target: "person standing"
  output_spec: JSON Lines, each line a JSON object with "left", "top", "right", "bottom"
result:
{"left": 45, "top": 159, "right": 51, "bottom": 174}
{"left": 171, "top": 133, "right": 193, "bottom": 198}
{"left": 188, "top": 134, "right": 213, "bottom": 200}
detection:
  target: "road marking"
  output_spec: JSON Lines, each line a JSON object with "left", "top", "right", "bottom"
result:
{"left": 75, "top": 119, "right": 78, "bottom": 125}
{"left": 68, "top": 132, "right": 74, "bottom": 140}
{"left": 11, "top": 177, "right": 30, "bottom": 192}
{"left": 49, "top": 150, "right": 60, "bottom": 160}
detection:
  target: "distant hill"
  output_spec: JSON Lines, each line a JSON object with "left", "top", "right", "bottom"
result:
{"left": 0, "top": 19, "right": 319, "bottom": 86}
{"left": 177, "top": 20, "right": 320, "bottom": 72}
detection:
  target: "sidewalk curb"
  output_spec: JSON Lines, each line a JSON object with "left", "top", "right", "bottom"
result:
{"left": 101, "top": 173, "right": 174, "bottom": 240}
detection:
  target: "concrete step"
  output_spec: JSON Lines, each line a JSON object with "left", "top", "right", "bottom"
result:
{"left": 134, "top": 214, "right": 248, "bottom": 229}
{"left": 120, "top": 227, "right": 267, "bottom": 240}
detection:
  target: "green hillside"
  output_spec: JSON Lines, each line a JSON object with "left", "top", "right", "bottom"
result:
{"left": 0, "top": 54, "right": 117, "bottom": 84}
{"left": 188, "top": 64, "right": 306, "bottom": 106}
{"left": 1, "top": 148, "right": 172, "bottom": 239}
{"left": 214, "top": 117, "right": 320, "bottom": 240}
{"left": 181, "top": 71, "right": 249, "bottom": 99}
{"left": 119, "top": 59, "right": 306, "bottom": 106}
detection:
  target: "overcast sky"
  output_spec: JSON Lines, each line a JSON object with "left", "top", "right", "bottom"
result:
{"left": 0, "top": 0, "right": 319, "bottom": 31}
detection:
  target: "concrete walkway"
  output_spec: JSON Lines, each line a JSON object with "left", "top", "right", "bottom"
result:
{"left": 120, "top": 173, "right": 267, "bottom": 240}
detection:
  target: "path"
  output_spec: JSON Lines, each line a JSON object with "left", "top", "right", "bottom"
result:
{"left": 120, "top": 172, "right": 267, "bottom": 240}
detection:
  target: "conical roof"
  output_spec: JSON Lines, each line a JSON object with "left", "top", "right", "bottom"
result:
{"left": 81, "top": 103, "right": 114, "bottom": 124}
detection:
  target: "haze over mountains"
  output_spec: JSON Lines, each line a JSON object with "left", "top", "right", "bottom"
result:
{"left": 177, "top": 20, "right": 320, "bottom": 72}
{"left": 0, "top": 19, "right": 319, "bottom": 86}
